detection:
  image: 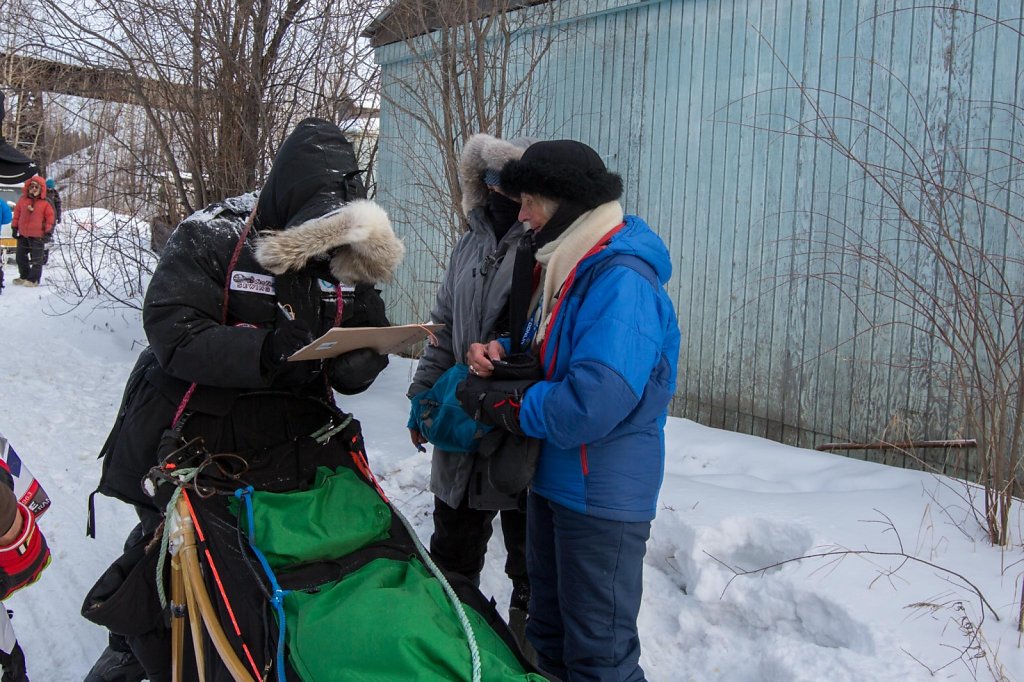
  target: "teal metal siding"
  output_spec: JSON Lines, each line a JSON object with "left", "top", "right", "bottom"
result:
{"left": 373, "top": 0, "right": 1023, "bottom": 463}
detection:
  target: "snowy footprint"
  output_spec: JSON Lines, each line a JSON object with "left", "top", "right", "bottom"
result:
{"left": 640, "top": 513, "right": 932, "bottom": 681}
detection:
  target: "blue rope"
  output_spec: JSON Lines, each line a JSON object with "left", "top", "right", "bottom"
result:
{"left": 235, "top": 486, "right": 290, "bottom": 681}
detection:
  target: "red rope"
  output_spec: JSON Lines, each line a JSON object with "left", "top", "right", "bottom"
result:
{"left": 333, "top": 284, "right": 345, "bottom": 326}
{"left": 170, "top": 209, "right": 257, "bottom": 427}
{"left": 182, "top": 490, "right": 263, "bottom": 679}
{"left": 349, "top": 435, "right": 388, "bottom": 502}
{"left": 170, "top": 384, "right": 196, "bottom": 429}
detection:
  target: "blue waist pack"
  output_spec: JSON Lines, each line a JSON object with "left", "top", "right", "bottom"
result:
{"left": 408, "top": 364, "right": 491, "bottom": 453}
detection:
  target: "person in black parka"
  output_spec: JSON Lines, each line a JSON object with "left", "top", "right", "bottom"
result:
{"left": 85, "top": 118, "right": 404, "bottom": 682}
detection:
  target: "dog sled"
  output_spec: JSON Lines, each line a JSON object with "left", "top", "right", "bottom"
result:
{"left": 83, "top": 391, "right": 550, "bottom": 682}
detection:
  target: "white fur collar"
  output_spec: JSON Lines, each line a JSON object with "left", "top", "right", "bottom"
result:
{"left": 254, "top": 199, "right": 404, "bottom": 284}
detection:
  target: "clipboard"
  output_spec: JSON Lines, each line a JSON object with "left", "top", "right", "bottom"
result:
{"left": 288, "top": 323, "right": 444, "bottom": 361}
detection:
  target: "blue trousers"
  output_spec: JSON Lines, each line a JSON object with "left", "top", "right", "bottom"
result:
{"left": 525, "top": 493, "right": 651, "bottom": 682}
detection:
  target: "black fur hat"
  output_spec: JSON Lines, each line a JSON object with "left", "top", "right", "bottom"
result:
{"left": 499, "top": 139, "right": 623, "bottom": 210}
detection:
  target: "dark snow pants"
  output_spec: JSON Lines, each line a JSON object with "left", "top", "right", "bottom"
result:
{"left": 525, "top": 492, "right": 651, "bottom": 682}
{"left": 430, "top": 495, "right": 528, "bottom": 594}
{"left": 120, "top": 507, "right": 179, "bottom": 682}
{"left": 14, "top": 237, "right": 44, "bottom": 283}
{"left": 0, "top": 641, "right": 28, "bottom": 682}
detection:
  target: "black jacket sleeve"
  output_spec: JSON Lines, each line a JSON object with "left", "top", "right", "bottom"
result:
{"left": 142, "top": 217, "right": 273, "bottom": 389}
{"left": 325, "top": 284, "right": 391, "bottom": 394}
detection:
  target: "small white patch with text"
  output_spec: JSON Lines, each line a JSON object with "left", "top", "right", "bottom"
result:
{"left": 230, "top": 271, "right": 276, "bottom": 295}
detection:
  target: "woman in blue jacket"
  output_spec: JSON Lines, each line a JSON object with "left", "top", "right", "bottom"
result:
{"left": 462, "top": 140, "right": 681, "bottom": 682}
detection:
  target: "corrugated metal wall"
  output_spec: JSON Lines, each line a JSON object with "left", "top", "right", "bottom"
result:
{"left": 374, "top": 0, "right": 1023, "bottom": 467}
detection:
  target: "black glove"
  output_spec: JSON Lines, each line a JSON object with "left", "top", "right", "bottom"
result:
{"left": 10, "top": 228, "right": 17, "bottom": 239}
{"left": 489, "top": 353, "right": 543, "bottom": 381}
{"left": 456, "top": 353, "right": 542, "bottom": 435}
{"left": 457, "top": 374, "right": 533, "bottom": 436}
{"left": 261, "top": 317, "right": 314, "bottom": 375}
{"left": 325, "top": 348, "right": 389, "bottom": 395}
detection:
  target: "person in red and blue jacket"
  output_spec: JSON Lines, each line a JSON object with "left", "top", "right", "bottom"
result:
{"left": 460, "top": 140, "right": 681, "bottom": 682}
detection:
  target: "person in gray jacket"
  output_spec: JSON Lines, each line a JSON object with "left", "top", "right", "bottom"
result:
{"left": 407, "top": 133, "right": 534, "bottom": 642}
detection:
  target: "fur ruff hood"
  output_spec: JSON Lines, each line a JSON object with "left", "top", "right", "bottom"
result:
{"left": 458, "top": 133, "right": 533, "bottom": 214}
{"left": 254, "top": 199, "right": 404, "bottom": 284}
{"left": 21, "top": 175, "right": 46, "bottom": 199}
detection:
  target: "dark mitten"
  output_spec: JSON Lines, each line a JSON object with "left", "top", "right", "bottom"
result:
{"left": 81, "top": 528, "right": 165, "bottom": 637}
{"left": 325, "top": 348, "right": 389, "bottom": 395}
{"left": 456, "top": 374, "right": 533, "bottom": 436}
{"left": 9, "top": 228, "right": 16, "bottom": 239}
{"left": 261, "top": 318, "right": 313, "bottom": 374}
{"left": 490, "top": 353, "right": 543, "bottom": 381}
{"left": 0, "top": 640, "right": 28, "bottom": 682}
{"left": 455, "top": 352, "right": 542, "bottom": 435}
{"left": 343, "top": 285, "right": 390, "bottom": 327}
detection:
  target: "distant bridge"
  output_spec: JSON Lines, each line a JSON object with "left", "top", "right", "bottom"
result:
{"left": 0, "top": 52, "right": 375, "bottom": 178}
{"left": 0, "top": 52, "right": 192, "bottom": 109}
{"left": 0, "top": 52, "right": 193, "bottom": 173}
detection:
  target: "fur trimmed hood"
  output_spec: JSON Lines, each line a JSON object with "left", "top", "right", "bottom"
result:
{"left": 458, "top": 133, "right": 534, "bottom": 214}
{"left": 255, "top": 117, "right": 368, "bottom": 232}
{"left": 255, "top": 199, "right": 404, "bottom": 284}
{"left": 22, "top": 175, "right": 46, "bottom": 199}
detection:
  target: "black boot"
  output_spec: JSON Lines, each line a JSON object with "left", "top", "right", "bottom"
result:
{"left": 510, "top": 579, "right": 530, "bottom": 612}
{"left": 508, "top": 579, "right": 537, "bottom": 664}
{"left": 84, "top": 635, "right": 146, "bottom": 682}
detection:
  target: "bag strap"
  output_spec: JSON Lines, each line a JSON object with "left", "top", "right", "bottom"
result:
{"left": 599, "top": 253, "right": 659, "bottom": 288}
{"left": 171, "top": 208, "right": 257, "bottom": 428}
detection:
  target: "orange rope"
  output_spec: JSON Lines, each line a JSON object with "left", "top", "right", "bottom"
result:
{"left": 412, "top": 323, "right": 440, "bottom": 347}
{"left": 182, "top": 490, "right": 263, "bottom": 679}
{"left": 351, "top": 448, "right": 389, "bottom": 503}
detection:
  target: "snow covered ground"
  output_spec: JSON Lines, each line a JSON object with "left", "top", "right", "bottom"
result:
{"left": 2, "top": 250, "right": 1024, "bottom": 681}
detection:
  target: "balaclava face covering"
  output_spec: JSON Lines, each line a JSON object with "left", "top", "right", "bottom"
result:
{"left": 486, "top": 190, "right": 522, "bottom": 242}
